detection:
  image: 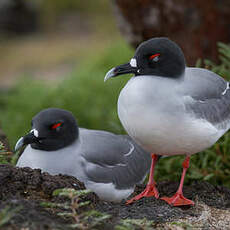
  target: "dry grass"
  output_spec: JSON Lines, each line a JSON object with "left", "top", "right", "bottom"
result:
{"left": 0, "top": 7, "right": 121, "bottom": 88}
{"left": 0, "top": 32, "right": 121, "bottom": 87}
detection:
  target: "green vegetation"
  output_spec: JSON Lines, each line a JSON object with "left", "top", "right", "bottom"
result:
{"left": 0, "top": 206, "right": 22, "bottom": 228}
{"left": 41, "top": 188, "right": 110, "bottom": 229}
{"left": 0, "top": 40, "right": 133, "bottom": 147}
{"left": 40, "top": 0, "right": 109, "bottom": 15}
{"left": 1, "top": 40, "right": 230, "bottom": 188}
{"left": 169, "top": 221, "right": 194, "bottom": 230}
{"left": 39, "top": 0, "right": 115, "bottom": 33}
{"left": 203, "top": 42, "right": 230, "bottom": 77}
{"left": 0, "top": 142, "right": 8, "bottom": 164}
{"left": 0, "top": 142, "right": 11, "bottom": 164}
{"left": 115, "top": 218, "right": 155, "bottom": 230}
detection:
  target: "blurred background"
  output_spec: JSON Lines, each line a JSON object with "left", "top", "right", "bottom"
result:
{"left": 0, "top": 0, "right": 230, "bottom": 187}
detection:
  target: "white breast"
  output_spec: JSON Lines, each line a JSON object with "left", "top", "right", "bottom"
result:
{"left": 118, "top": 76, "right": 220, "bottom": 155}
{"left": 85, "top": 181, "right": 133, "bottom": 202}
{"left": 16, "top": 140, "right": 87, "bottom": 181}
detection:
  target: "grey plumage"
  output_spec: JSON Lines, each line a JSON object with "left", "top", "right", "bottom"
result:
{"left": 114, "top": 67, "right": 230, "bottom": 156}
{"left": 104, "top": 37, "right": 230, "bottom": 206}
{"left": 80, "top": 129, "right": 151, "bottom": 189}
{"left": 17, "top": 127, "right": 152, "bottom": 202}
{"left": 182, "top": 68, "right": 230, "bottom": 128}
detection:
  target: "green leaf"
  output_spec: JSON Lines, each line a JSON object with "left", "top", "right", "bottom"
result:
{"left": 203, "top": 173, "right": 214, "bottom": 181}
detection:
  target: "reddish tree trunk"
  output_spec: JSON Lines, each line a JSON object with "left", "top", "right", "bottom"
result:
{"left": 112, "top": 0, "right": 230, "bottom": 65}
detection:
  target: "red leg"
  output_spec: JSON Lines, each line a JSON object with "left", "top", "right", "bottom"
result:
{"left": 161, "top": 156, "right": 194, "bottom": 206}
{"left": 126, "top": 154, "right": 159, "bottom": 205}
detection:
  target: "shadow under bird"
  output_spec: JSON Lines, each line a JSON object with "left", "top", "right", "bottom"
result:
{"left": 15, "top": 108, "right": 153, "bottom": 202}
{"left": 104, "top": 37, "right": 230, "bottom": 206}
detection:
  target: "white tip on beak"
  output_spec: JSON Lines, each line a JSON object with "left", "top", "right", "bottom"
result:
{"left": 104, "top": 67, "right": 116, "bottom": 82}
{"left": 15, "top": 137, "right": 24, "bottom": 152}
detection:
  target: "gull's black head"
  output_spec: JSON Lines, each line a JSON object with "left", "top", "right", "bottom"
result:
{"left": 15, "top": 108, "right": 79, "bottom": 152}
{"left": 134, "top": 37, "right": 186, "bottom": 77}
{"left": 104, "top": 37, "right": 186, "bottom": 81}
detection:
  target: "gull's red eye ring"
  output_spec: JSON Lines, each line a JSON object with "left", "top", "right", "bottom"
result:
{"left": 51, "top": 123, "right": 62, "bottom": 130}
{"left": 149, "top": 53, "right": 160, "bottom": 60}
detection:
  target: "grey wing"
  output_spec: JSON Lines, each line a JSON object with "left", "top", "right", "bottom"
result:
{"left": 183, "top": 68, "right": 230, "bottom": 128}
{"left": 80, "top": 129, "right": 151, "bottom": 189}
{"left": 183, "top": 68, "right": 228, "bottom": 100}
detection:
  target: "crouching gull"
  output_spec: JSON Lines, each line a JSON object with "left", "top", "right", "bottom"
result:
{"left": 15, "top": 108, "right": 153, "bottom": 202}
{"left": 104, "top": 37, "right": 230, "bottom": 206}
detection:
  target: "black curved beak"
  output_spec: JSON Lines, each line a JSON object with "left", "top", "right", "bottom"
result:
{"left": 15, "top": 132, "right": 43, "bottom": 152}
{"left": 104, "top": 62, "right": 138, "bottom": 82}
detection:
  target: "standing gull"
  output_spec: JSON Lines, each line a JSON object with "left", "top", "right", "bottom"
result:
{"left": 104, "top": 37, "right": 230, "bottom": 206}
{"left": 15, "top": 108, "right": 152, "bottom": 202}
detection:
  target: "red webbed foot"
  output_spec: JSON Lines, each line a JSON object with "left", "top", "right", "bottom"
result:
{"left": 161, "top": 192, "right": 194, "bottom": 206}
{"left": 126, "top": 184, "right": 159, "bottom": 205}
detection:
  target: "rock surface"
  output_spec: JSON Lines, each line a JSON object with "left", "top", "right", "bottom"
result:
{"left": 0, "top": 164, "right": 230, "bottom": 229}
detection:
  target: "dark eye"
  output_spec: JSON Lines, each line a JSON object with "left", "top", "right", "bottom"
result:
{"left": 51, "top": 122, "right": 62, "bottom": 130}
{"left": 149, "top": 53, "right": 160, "bottom": 62}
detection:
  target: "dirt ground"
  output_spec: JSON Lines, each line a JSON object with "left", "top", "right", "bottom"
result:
{"left": 0, "top": 164, "right": 230, "bottom": 230}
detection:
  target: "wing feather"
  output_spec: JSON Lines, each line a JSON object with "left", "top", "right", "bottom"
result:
{"left": 79, "top": 129, "right": 151, "bottom": 189}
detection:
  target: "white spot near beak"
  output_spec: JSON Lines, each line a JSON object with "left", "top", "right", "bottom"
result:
{"left": 30, "top": 129, "right": 39, "bottom": 137}
{"left": 130, "top": 58, "right": 137, "bottom": 67}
